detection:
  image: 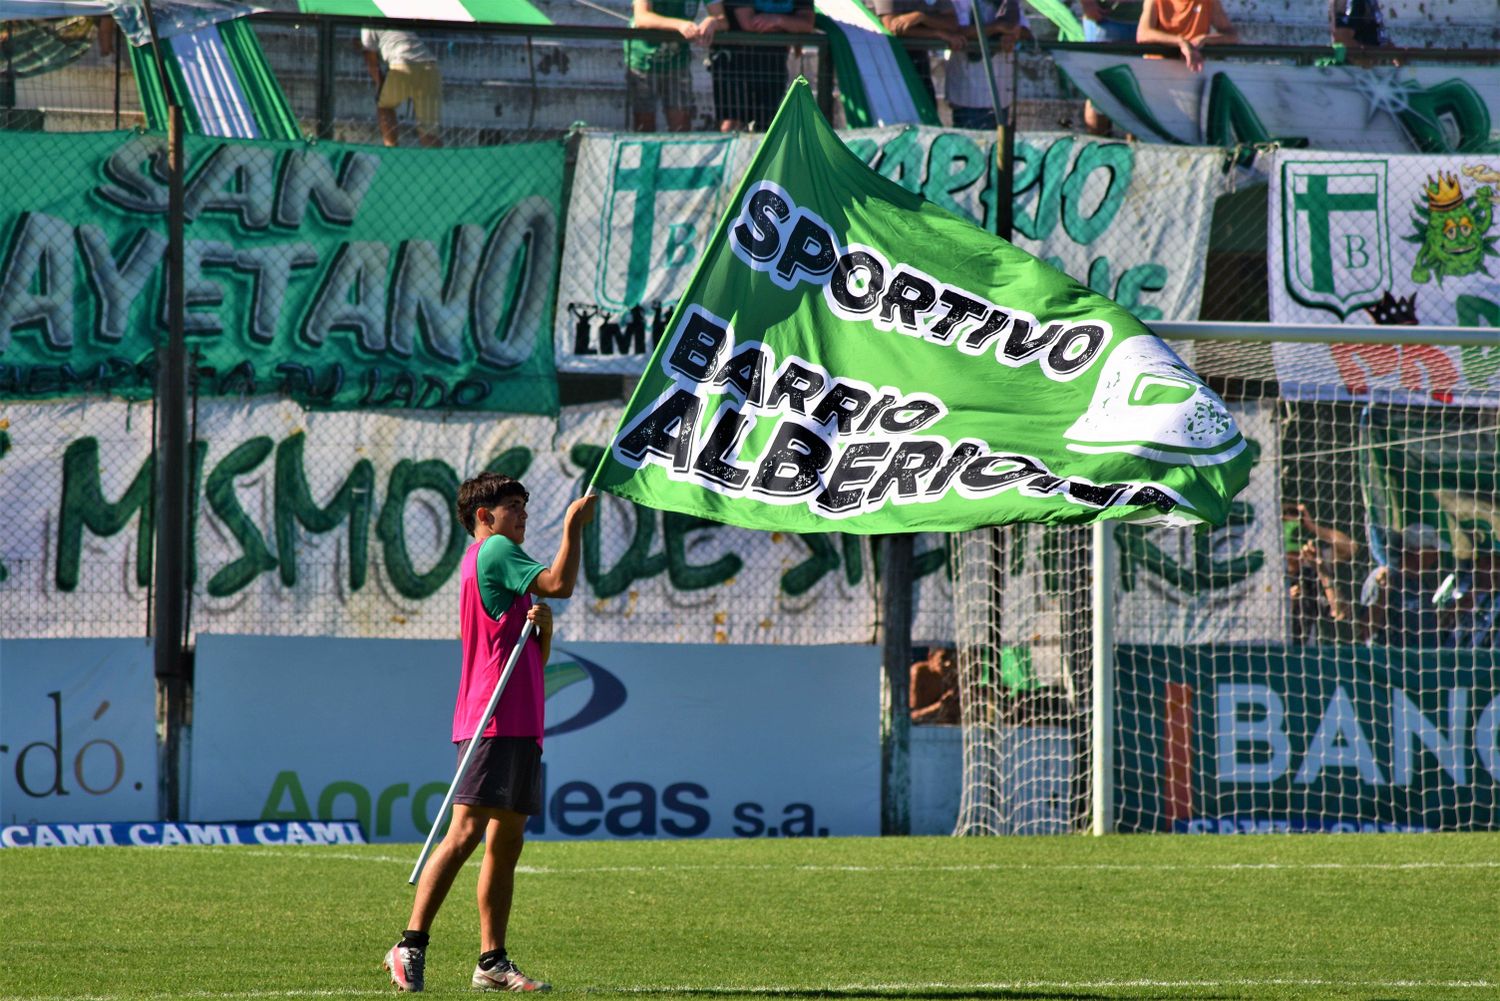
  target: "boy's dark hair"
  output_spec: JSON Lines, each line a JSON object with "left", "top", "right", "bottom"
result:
{"left": 457, "top": 472, "right": 529, "bottom": 535}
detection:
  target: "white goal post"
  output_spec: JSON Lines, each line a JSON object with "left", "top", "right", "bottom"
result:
{"left": 953, "top": 321, "right": 1500, "bottom": 837}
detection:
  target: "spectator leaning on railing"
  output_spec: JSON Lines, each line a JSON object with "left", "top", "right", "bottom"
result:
{"left": 945, "top": 0, "right": 1030, "bottom": 130}
{"left": 872, "top": 0, "right": 968, "bottom": 109}
{"left": 710, "top": 0, "right": 816, "bottom": 131}
{"left": 627, "top": 0, "right": 728, "bottom": 131}
{"left": 1136, "top": 0, "right": 1237, "bottom": 73}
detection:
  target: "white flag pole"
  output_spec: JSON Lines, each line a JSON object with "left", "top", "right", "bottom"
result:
{"left": 408, "top": 617, "right": 535, "bottom": 885}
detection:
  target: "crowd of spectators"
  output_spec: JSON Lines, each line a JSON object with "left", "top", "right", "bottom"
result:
{"left": 353, "top": 0, "right": 1404, "bottom": 138}
{"left": 617, "top": 0, "right": 1401, "bottom": 134}
{"left": 1286, "top": 510, "right": 1500, "bottom": 651}
{"left": 625, "top": 0, "right": 727, "bottom": 131}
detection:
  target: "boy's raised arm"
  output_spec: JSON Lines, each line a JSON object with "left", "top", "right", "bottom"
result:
{"left": 531, "top": 495, "right": 598, "bottom": 599}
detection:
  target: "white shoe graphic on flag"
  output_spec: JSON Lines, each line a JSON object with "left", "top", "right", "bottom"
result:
{"left": 1063, "top": 336, "right": 1245, "bottom": 467}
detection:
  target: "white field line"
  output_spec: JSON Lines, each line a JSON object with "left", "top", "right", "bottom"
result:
{"left": 203, "top": 848, "right": 1500, "bottom": 874}
{"left": 613, "top": 979, "right": 1500, "bottom": 992}
{"left": 535, "top": 859, "right": 1500, "bottom": 875}
{"left": 0, "top": 993, "right": 393, "bottom": 1001}
{"left": 5, "top": 977, "right": 1497, "bottom": 1000}
{"left": 625, "top": 979, "right": 1500, "bottom": 992}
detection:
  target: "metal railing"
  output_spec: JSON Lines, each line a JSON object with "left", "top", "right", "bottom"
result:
{"left": 249, "top": 12, "right": 835, "bottom": 143}
{"left": 7, "top": 12, "right": 1500, "bottom": 142}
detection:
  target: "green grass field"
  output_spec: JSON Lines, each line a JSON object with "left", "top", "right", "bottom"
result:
{"left": 6, "top": 833, "right": 1498, "bottom": 1001}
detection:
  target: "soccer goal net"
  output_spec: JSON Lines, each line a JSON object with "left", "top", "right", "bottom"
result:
{"left": 952, "top": 326, "right": 1500, "bottom": 835}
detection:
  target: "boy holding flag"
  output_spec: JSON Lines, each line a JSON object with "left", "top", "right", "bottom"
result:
{"left": 384, "top": 474, "right": 595, "bottom": 992}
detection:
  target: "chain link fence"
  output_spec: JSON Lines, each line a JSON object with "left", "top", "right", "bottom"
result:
{"left": 0, "top": 16, "right": 140, "bottom": 131}
{"left": 0, "top": 114, "right": 890, "bottom": 646}
{"left": 247, "top": 16, "right": 833, "bottom": 146}
{"left": 3, "top": 11, "right": 1499, "bottom": 654}
{"left": 11, "top": 14, "right": 1499, "bottom": 332}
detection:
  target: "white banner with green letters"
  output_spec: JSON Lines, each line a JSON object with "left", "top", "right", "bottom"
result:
{"left": 0, "top": 398, "right": 954, "bottom": 644}
{"left": 556, "top": 126, "right": 1228, "bottom": 374}
{"left": 1056, "top": 51, "right": 1500, "bottom": 154}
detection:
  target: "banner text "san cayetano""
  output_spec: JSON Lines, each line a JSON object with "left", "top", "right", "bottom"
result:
{"left": 0, "top": 137, "right": 557, "bottom": 410}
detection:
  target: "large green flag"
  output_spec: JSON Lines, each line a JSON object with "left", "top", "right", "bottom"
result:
{"left": 592, "top": 81, "right": 1251, "bottom": 535}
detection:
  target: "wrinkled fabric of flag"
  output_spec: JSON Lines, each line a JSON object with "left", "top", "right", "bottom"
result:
{"left": 595, "top": 80, "right": 1252, "bottom": 534}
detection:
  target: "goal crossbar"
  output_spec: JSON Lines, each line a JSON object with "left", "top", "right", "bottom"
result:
{"left": 1153, "top": 321, "right": 1496, "bottom": 347}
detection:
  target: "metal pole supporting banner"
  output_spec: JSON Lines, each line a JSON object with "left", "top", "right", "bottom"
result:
{"left": 968, "top": 0, "right": 1002, "bottom": 135}
{"left": 0, "top": 22, "right": 14, "bottom": 126}
{"left": 993, "top": 39, "right": 1015, "bottom": 241}
{"left": 815, "top": 36, "right": 835, "bottom": 123}
{"left": 963, "top": 0, "right": 1016, "bottom": 241}
{"left": 409, "top": 619, "right": 536, "bottom": 885}
{"left": 140, "top": 0, "right": 175, "bottom": 104}
{"left": 154, "top": 102, "right": 191, "bottom": 822}
{"left": 315, "top": 18, "right": 336, "bottom": 140}
{"left": 879, "top": 534, "right": 914, "bottom": 836}
{"left": 1090, "top": 519, "right": 1116, "bottom": 836}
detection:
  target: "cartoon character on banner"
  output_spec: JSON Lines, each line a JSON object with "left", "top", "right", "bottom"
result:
{"left": 1407, "top": 168, "right": 1495, "bottom": 284}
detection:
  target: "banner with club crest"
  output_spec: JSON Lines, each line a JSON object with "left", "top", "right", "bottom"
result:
{"left": 1268, "top": 150, "right": 1500, "bottom": 404}
{"left": 555, "top": 126, "right": 1228, "bottom": 374}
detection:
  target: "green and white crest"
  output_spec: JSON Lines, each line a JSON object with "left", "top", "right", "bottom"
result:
{"left": 1063, "top": 337, "right": 1244, "bottom": 467}
{"left": 595, "top": 136, "right": 735, "bottom": 310}
{"left": 1281, "top": 160, "right": 1391, "bottom": 318}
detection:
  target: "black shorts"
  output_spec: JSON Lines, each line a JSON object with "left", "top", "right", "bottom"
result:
{"left": 453, "top": 736, "right": 544, "bottom": 815}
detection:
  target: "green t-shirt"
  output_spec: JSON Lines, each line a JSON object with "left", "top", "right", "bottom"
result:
{"left": 626, "top": 0, "right": 703, "bottom": 74}
{"left": 476, "top": 535, "right": 546, "bottom": 620}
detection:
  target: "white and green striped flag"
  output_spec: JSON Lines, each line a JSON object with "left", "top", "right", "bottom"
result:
{"left": 295, "top": 0, "right": 549, "bottom": 24}
{"left": 593, "top": 81, "right": 1251, "bottom": 533}
{"left": 128, "top": 17, "right": 302, "bottom": 139}
{"left": 813, "top": 0, "right": 936, "bottom": 126}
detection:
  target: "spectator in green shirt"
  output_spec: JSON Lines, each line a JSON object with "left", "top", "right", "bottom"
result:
{"left": 627, "top": 0, "right": 727, "bottom": 131}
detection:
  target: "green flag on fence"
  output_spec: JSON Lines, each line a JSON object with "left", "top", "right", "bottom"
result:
{"left": 592, "top": 80, "right": 1252, "bottom": 534}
